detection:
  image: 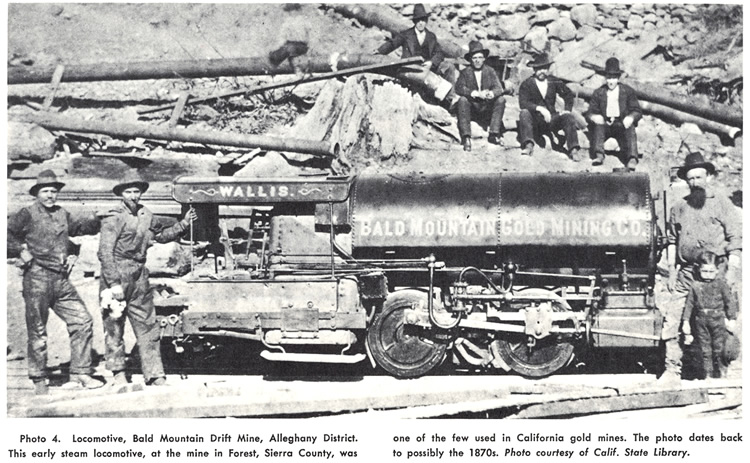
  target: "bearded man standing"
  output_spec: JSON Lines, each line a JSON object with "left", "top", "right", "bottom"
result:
{"left": 660, "top": 152, "right": 742, "bottom": 384}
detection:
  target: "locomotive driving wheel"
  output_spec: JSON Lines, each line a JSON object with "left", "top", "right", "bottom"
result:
{"left": 367, "top": 290, "right": 448, "bottom": 378}
{"left": 493, "top": 289, "right": 575, "bottom": 378}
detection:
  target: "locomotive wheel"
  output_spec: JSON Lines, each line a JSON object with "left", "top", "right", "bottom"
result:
{"left": 494, "top": 289, "right": 575, "bottom": 378}
{"left": 367, "top": 290, "right": 448, "bottom": 378}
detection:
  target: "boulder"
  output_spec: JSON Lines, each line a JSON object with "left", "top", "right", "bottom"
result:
{"left": 531, "top": 7, "right": 560, "bottom": 25}
{"left": 523, "top": 26, "right": 549, "bottom": 53}
{"left": 627, "top": 14, "right": 644, "bottom": 30}
{"left": 599, "top": 16, "right": 624, "bottom": 30}
{"left": 629, "top": 4, "right": 647, "bottom": 15}
{"left": 8, "top": 121, "right": 57, "bottom": 163}
{"left": 233, "top": 151, "right": 300, "bottom": 177}
{"left": 547, "top": 17, "right": 577, "bottom": 42}
{"left": 570, "top": 4, "right": 597, "bottom": 26}
{"left": 643, "top": 13, "right": 658, "bottom": 23}
{"left": 492, "top": 13, "right": 530, "bottom": 40}
{"left": 487, "top": 4, "right": 519, "bottom": 15}
{"left": 576, "top": 24, "right": 599, "bottom": 40}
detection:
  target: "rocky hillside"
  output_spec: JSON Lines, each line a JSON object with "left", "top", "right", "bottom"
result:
{"left": 7, "top": 3, "right": 743, "bottom": 196}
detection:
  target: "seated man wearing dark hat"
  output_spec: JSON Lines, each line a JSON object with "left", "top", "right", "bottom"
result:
{"left": 659, "top": 152, "right": 742, "bottom": 385}
{"left": 376, "top": 4, "right": 457, "bottom": 84}
{"left": 587, "top": 57, "right": 642, "bottom": 170}
{"left": 518, "top": 53, "right": 581, "bottom": 159}
{"left": 98, "top": 173, "right": 197, "bottom": 387}
{"left": 7, "top": 170, "right": 105, "bottom": 394}
{"left": 454, "top": 40, "right": 506, "bottom": 151}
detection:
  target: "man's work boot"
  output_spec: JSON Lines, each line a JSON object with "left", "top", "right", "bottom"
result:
{"left": 33, "top": 379, "right": 49, "bottom": 396}
{"left": 592, "top": 152, "right": 605, "bottom": 166}
{"left": 112, "top": 371, "right": 129, "bottom": 386}
{"left": 626, "top": 157, "right": 639, "bottom": 171}
{"left": 656, "top": 370, "right": 682, "bottom": 388}
{"left": 569, "top": 147, "right": 581, "bottom": 162}
{"left": 462, "top": 136, "right": 472, "bottom": 152}
{"left": 146, "top": 377, "right": 168, "bottom": 386}
{"left": 71, "top": 374, "right": 106, "bottom": 390}
{"left": 488, "top": 133, "right": 502, "bottom": 146}
{"left": 520, "top": 142, "right": 534, "bottom": 156}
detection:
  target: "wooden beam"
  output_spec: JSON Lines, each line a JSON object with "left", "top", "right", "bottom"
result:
{"left": 512, "top": 388, "right": 708, "bottom": 419}
{"left": 42, "top": 64, "right": 65, "bottom": 110}
{"left": 168, "top": 92, "right": 191, "bottom": 128}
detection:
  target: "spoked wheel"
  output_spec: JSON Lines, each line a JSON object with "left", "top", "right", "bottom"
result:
{"left": 494, "top": 289, "right": 575, "bottom": 378}
{"left": 367, "top": 290, "right": 448, "bottom": 378}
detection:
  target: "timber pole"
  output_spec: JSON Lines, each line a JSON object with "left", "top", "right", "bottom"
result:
{"left": 138, "top": 56, "right": 424, "bottom": 114}
{"left": 8, "top": 54, "right": 405, "bottom": 85}
{"left": 14, "top": 111, "right": 339, "bottom": 157}
{"left": 569, "top": 84, "right": 741, "bottom": 140}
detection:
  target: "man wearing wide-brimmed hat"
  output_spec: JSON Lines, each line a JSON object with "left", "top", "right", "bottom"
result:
{"left": 98, "top": 172, "right": 197, "bottom": 387}
{"left": 454, "top": 40, "right": 506, "bottom": 151}
{"left": 376, "top": 4, "right": 457, "bottom": 83}
{"left": 587, "top": 57, "right": 642, "bottom": 170}
{"left": 658, "top": 152, "right": 742, "bottom": 385}
{"left": 517, "top": 52, "right": 581, "bottom": 160}
{"left": 7, "top": 170, "right": 105, "bottom": 394}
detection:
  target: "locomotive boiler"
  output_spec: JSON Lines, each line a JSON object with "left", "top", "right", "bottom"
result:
{"left": 159, "top": 172, "right": 663, "bottom": 378}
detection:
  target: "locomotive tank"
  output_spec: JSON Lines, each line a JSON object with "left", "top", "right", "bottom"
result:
{"left": 350, "top": 172, "right": 657, "bottom": 276}
{"left": 168, "top": 172, "right": 663, "bottom": 379}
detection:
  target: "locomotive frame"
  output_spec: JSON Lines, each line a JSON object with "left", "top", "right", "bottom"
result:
{"left": 158, "top": 172, "right": 664, "bottom": 378}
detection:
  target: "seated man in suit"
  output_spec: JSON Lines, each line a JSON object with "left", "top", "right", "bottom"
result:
{"left": 587, "top": 57, "right": 642, "bottom": 170}
{"left": 376, "top": 4, "right": 456, "bottom": 84}
{"left": 517, "top": 53, "right": 581, "bottom": 160}
{"left": 454, "top": 40, "right": 506, "bottom": 152}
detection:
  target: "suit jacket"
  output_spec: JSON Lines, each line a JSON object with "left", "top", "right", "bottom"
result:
{"left": 588, "top": 83, "right": 642, "bottom": 124}
{"left": 518, "top": 76, "right": 575, "bottom": 115}
{"left": 455, "top": 65, "right": 504, "bottom": 99}
{"left": 377, "top": 27, "right": 444, "bottom": 72}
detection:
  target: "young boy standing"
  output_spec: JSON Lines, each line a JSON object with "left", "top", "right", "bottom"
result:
{"left": 681, "top": 251, "right": 738, "bottom": 379}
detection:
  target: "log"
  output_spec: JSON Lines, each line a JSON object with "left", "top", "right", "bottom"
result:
{"left": 13, "top": 111, "right": 339, "bottom": 157}
{"left": 138, "top": 56, "right": 424, "bottom": 114}
{"left": 513, "top": 388, "right": 708, "bottom": 419}
{"left": 8, "top": 54, "right": 407, "bottom": 85}
{"left": 581, "top": 61, "right": 742, "bottom": 126}
{"left": 332, "top": 4, "right": 465, "bottom": 59}
{"left": 568, "top": 83, "right": 742, "bottom": 139}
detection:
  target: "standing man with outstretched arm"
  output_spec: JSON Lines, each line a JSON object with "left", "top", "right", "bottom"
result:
{"left": 98, "top": 172, "right": 197, "bottom": 386}
{"left": 8, "top": 170, "right": 105, "bottom": 394}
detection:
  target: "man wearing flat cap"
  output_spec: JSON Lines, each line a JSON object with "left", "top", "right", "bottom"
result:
{"left": 659, "top": 152, "right": 742, "bottom": 385}
{"left": 7, "top": 170, "right": 105, "bottom": 394}
{"left": 376, "top": 4, "right": 457, "bottom": 84}
{"left": 518, "top": 53, "right": 581, "bottom": 160}
{"left": 587, "top": 57, "right": 642, "bottom": 170}
{"left": 454, "top": 40, "right": 506, "bottom": 151}
{"left": 98, "top": 172, "right": 197, "bottom": 386}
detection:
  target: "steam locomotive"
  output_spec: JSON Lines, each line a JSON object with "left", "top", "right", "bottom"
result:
{"left": 157, "top": 172, "right": 662, "bottom": 378}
